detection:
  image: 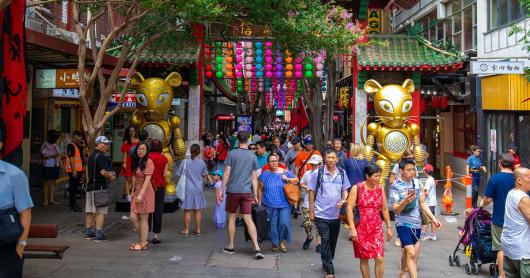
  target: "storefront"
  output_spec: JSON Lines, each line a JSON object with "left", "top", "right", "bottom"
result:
{"left": 480, "top": 74, "right": 530, "bottom": 173}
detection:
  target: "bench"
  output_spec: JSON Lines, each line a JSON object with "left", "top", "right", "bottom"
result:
{"left": 23, "top": 224, "right": 69, "bottom": 260}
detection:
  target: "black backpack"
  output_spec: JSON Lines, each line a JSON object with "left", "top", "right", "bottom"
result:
{"left": 314, "top": 166, "right": 345, "bottom": 201}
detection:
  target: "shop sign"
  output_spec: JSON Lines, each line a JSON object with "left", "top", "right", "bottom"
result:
{"left": 35, "top": 69, "right": 56, "bottom": 88}
{"left": 110, "top": 93, "right": 136, "bottom": 108}
{"left": 56, "top": 69, "right": 90, "bottom": 88}
{"left": 216, "top": 115, "right": 235, "bottom": 121}
{"left": 490, "top": 129, "right": 497, "bottom": 152}
{"left": 367, "top": 9, "right": 381, "bottom": 34}
{"left": 470, "top": 61, "right": 525, "bottom": 75}
{"left": 53, "top": 89, "right": 80, "bottom": 98}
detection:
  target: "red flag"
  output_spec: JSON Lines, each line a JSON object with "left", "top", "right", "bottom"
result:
{"left": 1, "top": 0, "right": 27, "bottom": 157}
{"left": 290, "top": 96, "right": 309, "bottom": 131}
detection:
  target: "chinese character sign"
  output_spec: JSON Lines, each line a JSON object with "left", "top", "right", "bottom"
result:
{"left": 367, "top": 10, "right": 381, "bottom": 35}
{"left": 471, "top": 61, "right": 525, "bottom": 75}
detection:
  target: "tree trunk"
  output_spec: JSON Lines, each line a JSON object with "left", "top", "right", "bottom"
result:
{"left": 324, "top": 57, "right": 337, "bottom": 143}
{"left": 302, "top": 79, "right": 324, "bottom": 150}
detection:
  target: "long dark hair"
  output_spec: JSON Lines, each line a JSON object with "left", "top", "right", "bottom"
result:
{"left": 131, "top": 141, "right": 150, "bottom": 172}
{"left": 123, "top": 126, "right": 137, "bottom": 144}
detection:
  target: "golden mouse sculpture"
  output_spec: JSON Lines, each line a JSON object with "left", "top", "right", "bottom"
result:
{"left": 130, "top": 72, "right": 186, "bottom": 195}
{"left": 361, "top": 79, "right": 424, "bottom": 187}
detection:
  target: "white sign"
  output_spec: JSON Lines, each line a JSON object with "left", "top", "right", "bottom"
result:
{"left": 490, "top": 129, "right": 497, "bottom": 153}
{"left": 53, "top": 88, "right": 80, "bottom": 98}
{"left": 471, "top": 61, "right": 525, "bottom": 75}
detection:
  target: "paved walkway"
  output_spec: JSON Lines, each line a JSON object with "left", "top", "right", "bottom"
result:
{"left": 24, "top": 179, "right": 494, "bottom": 278}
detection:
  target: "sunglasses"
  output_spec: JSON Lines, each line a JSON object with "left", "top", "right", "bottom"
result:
{"left": 249, "top": 147, "right": 256, "bottom": 150}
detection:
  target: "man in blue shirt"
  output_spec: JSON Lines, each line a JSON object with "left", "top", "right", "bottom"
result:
{"left": 256, "top": 141, "right": 269, "bottom": 169}
{"left": 466, "top": 145, "right": 487, "bottom": 208}
{"left": 0, "top": 160, "right": 34, "bottom": 278}
{"left": 480, "top": 153, "right": 515, "bottom": 278}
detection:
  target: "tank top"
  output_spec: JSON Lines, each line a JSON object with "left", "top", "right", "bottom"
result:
{"left": 501, "top": 189, "right": 530, "bottom": 260}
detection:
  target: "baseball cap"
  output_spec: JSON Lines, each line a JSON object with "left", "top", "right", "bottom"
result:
{"left": 423, "top": 164, "right": 434, "bottom": 174}
{"left": 292, "top": 137, "right": 302, "bottom": 144}
{"left": 307, "top": 154, "right": 323, "bottom": 165}
{"left": 95, "top": 135, "right": 112, "bottom": 145}
{"left": 211, "top": 169, "right": 224, "bottom": 177}
{"left": 506, "top": 143, "right": 517, "bottom": 150}
{"left": 304, "top": 138, "right": 314, "bottom": 145}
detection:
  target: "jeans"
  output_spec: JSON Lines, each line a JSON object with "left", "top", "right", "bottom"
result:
{"left": 315, "top": 217, "right": 341, "bottom": 274}
{"left": 265, "top": 205, "right": 291, "bottom": 246}
{"left": 471, "top": 172, "right": 481, "bottom": 208}
{"left": 149, "top": 187, "right": 165, "bottom": 234}
{"left": 0, "top": 243, "right": 23, "bottom": 278}
{"left": 68, "top": 172, "right": 82, "bottom": 208}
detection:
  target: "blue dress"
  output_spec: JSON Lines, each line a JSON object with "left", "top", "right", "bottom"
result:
{"left": 176, "top": 158, "right": 208, "bottom": 210}
{"left": 213, "top": 181, "right": 226, "bottom": 228}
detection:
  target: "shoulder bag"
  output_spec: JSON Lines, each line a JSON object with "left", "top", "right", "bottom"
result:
{"left": 0, "top": 207, "right": 23, "bottom": 246}
{"left": 176, "top": 159, "right": 187, "bottom": 201}
{"left": 92, "top": 153, "right": 110, "bottom": 207}
{"left": 282, "top": 169, "right": 301, "bottom": 205}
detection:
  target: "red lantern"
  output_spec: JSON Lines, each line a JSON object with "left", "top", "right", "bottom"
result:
{"left": 431, "top": 96, "right": 440, "bottom": 109}
{"left": 440, "top": 95, "right": 448, "bottom": 110}
{"left": 420, "top": 98, "right": 428, "bottom": 113}
{"left": 205, "top": 71, "right": 213, "bottom": 78}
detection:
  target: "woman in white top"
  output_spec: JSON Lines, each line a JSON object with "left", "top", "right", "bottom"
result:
{"left": 40, "top": 130, "right": 61, "bottom": 205}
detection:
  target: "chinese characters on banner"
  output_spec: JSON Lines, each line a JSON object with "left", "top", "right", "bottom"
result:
{"left": 490, "top": 129, "right": 497, "bottom": 153}
{"left": 470, "top": 61, "right": 525, "bottom": 75}
{"left": 36, "top": 69, "right": 91, "bottom": 89}
{"left": 366, "top": 9, "right": 381, "bottom": 35}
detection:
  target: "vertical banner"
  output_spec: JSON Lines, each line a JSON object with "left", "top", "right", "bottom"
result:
{"left": 366, "top": 9, "right": 381, "bottom": 35}
{"left": 1, "top": 1, "right": 27, "bottom": 158}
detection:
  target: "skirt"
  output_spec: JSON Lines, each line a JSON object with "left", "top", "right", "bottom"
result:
{"left": 42, "top": 166, "right": 60, "bottom": 181}
{"left": 181, "top": 192, "right": 207, "bottom": 210}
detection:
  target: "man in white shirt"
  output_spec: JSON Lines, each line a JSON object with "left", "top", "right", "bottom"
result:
{"left": 501, "top": 167, "right": 530, "bottom": 278}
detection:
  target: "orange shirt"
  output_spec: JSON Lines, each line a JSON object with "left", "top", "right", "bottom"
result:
{"left": 294, "top": 149, "right": 321, "bottom": 178}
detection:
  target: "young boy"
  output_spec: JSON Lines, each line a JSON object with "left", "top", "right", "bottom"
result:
{"left": 421, "top": 164, "right": 438, "bottom": 240}
{"left": 299, "top": 154, "right": 323, "bottom": 251}
{"left": 212, "top": 170, "right": 226, "bottom": 228}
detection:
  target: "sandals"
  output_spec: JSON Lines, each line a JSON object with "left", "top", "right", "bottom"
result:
{"left": 129, "top": 242, "right": 149, "bottom": 251}
{"left": 192, "top": 231, "right": 201, "bottom": 236}
{"left": 271, "top": 246, "right": 280, "bottom": 252}
{"left": 180, "top": 230, "right": 189, "bottom": 236}
{"left": 279, "top": 246, "right": 288, "bottom": 253}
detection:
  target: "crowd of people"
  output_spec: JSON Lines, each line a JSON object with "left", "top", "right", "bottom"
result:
{"left": 1, "top": 124, "right": 530, "bottom": 278}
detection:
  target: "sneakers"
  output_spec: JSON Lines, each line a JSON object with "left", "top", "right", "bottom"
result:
{"left": 430, "top": 234, "right": 437, "bottom": 241}
{"left": 254, "top": 251, "right": 265, "bottom": 260}
{"left": 94, "top": 234, "right": 109, "bottom": 242}
{"left": 303, "top": 237, "right": 313, "bottom": 250}
{"left": 223, "top": 248, "right": 235, "bottom": 254}
{"left": 394, "top": 238, "right": 402, "bottom": 247}
{"left": 84, "top": 233, "right": 96, "bottom": 240}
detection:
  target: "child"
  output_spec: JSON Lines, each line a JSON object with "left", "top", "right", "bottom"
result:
{"left": 212, "top": 170, "right": 226, "bottom": 229}
{"left": 422, "top": 164, "right": 438, "bottom": 240}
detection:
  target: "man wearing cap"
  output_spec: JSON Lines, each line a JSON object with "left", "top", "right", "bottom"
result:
{"left": 466, "top": 145, "right": 487, "bottom": 208}
{"left": 85, "top": 136, "right": 116, "bottom": 242}
{"left": 506, "top": 144, "right": 521, "bottom": 170}
{"left": 299, "top": 154, "right": 323, "bottom": 250}
{"left": 294, "top": 138, "right": 321, "bottom": 180}
{"left": 286, "top": 137, "right": 302, "bottom": 172}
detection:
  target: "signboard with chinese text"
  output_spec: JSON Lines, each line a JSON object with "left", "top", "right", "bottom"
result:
{"left": 367, "top": 10, "right": 381, "bottom": 34}
{"left": 471, "top": 61, "right": 525, "bottom": 75}
{"left": 56, "top": 69, "right": 90, "bottom": 88}
{"left": 35, "top": 69, "right": 56, "bottom": 88}
{"left": 109, "top": 93, "right": 136, "bottom": 109}
{"left": 52, "top": 88, "right": 80, "bottom": 98}
{"left": 490, "top": 129, "right": 497, "bottom": 153}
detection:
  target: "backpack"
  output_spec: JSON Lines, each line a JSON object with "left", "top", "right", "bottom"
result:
{"left": 314, "top": 166, "right": 345, "bottom": 201}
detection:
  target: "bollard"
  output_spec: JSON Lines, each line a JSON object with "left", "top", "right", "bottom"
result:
{"left": 461, "top": 174, "right": 473, "bottom": 209}
{"left": 441, "top": 165, "right": 459, "bottom": 216}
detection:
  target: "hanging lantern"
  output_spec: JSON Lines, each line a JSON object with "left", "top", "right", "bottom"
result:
{"left": 420, "top": 98, "right": 428, "bottom": 113}
{"left": 440, "top": 95, "right": 448, "bottom": 110}
{"left": 431, "top": 96, "right": 440, "bottom": 109}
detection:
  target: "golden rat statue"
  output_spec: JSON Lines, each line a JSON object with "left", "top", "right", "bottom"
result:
{"left": 130, "top": 72, "right": 186, "bottom": 195}
{"left": 361, "top": 79, "right": 424, "bottom": 187}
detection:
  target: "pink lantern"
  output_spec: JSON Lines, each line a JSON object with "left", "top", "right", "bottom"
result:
{"left": 236, "top": 56, "right": 243, "bottom": 63}
{"left": 265, "top": 71, "right": 273, "bottom": 78}
{"left": 245, "top": 71, "right": 253, "bottom": 78}
{"left": 236, "top": 64, "right": 243, "bottom": 70}
{"left": 315, "top": 70, "right": 323, "bottom": 78}
{"left": 245, "top": 42, "right": 252, "bottom": 48}
{"left": 236, "top": 49, "right": 243, "bottom": 55}
{"left": 265, "top": 49, "right": 273, "bottom": 56}
{"left": 295, "top": 71, "right": 303, "bottom": 78}
{"left": 295, "top": 64, "right": 303, "bottom": 71}
{"left": 245, "top": 57, "right": 253, "bottom": 63}
{"left": 265, "top": 57, "right": 273, "bottom": 64}
{"left": 245, "top": 64, "right": 252, "bottom": 71}
{"left": 265, "top": 41, "right": 273, "bottom": 47}
{"left": 316, "top": 63, "right": 324, "bottom": 70}
{"left": 265, "top": 64, "right": 273, "bottom": 71}
{"left": 236, "top": 71, "right": 243, "bottom": 78}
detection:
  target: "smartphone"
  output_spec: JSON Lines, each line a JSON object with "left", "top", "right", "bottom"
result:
{"left": 408, "top": 189, "right": 416, "bottom": 195}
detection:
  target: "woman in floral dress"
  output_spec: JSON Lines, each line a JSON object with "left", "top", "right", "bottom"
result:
{"left": 346, "top": 164, "right": 393, "bottom": 278}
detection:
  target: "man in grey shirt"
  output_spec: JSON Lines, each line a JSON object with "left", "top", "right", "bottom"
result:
{"left": 217, "top": 131, "right": 264, "bottom": 259}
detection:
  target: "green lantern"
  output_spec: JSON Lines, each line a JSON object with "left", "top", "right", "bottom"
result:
{"left": 216, "top": 71, "right": 223, "bottom": 78}
{"left": 216, "top": 63, "right": 223, "bottom": 71}
{"left": 216, "top": 56, "right": 223, "bottom": 64}
{"left": 304, "top": 71, "right": 313, "bottom": 78}
{"left": 305, "top": 63, "right": 313, "bottom": 70}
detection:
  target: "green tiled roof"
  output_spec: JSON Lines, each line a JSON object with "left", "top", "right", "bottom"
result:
{"left": 138, "top": 44, "right": 200, "bottom": 64}
{"left": 358, "top": 35, "right": 466, "bottom": 69}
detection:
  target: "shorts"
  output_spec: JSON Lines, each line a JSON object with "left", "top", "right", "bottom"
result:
{"left": 42, "top": 166, "right": 60, "bottom": 181}
{"left": 396, "top": 226, "right": 421, "bottom": 247}
{"left": 504, "top": 257, "right": 530, "bottom": 278}
{"left": 225, "top": 192, "right": 253, "bottom": 214}
{"left": 85, "top": 191, "right": 109, "bottom": 214}
{"left": 491, "top": 224, "right": 503, "bottom": 251}
{"left": 429, "top": 206, "right": 435, "bottom": 215}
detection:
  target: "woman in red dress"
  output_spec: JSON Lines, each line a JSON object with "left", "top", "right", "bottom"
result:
{"left": 346, "top": 164, "right": 393, "bottom": 278}
{"left": 129, "top": 141, "right": 155, "bottom": 251}
{"left": 215, "top": 135, "right": 229, "bottom": 170}
{"left": 120, "top": 126, "right": 139, "bottom": 199}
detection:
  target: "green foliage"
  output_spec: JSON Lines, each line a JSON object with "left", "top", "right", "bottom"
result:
{"left": 508, "top": 0, "right": 530, "bottom": 79}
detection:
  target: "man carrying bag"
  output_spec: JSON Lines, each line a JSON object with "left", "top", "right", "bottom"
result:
{"left": 85, "top": 136, "right": 116, "bottom": 242}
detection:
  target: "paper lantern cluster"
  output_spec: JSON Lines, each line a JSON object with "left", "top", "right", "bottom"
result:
{"left": 204, "top": 41, "right": 325, "bottom": 110}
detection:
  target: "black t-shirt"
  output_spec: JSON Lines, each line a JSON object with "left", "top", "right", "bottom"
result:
{"left": 87, "top": 149, "right": 110, "bottom": 191}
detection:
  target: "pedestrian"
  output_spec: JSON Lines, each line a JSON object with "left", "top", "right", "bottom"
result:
{"left": 212, "top": 169, "right": 226, "bottom": 229}
{"left": 217, "top": 131, "right": 264, "bottom": 259}
{"left": 299, "top": 154, "right": 323, "bottom": 251}
{"left": 176, "top": 144, "right": 208, "bottom": 236}
{"left": 420, "top": 164, "right": 438, "bottom": 241}
{"left": 343, "top": 143, "right": 368, "bottom": 187}
{"left": 215, "top": 135, "right": 229, "bottom": 171}
{"left": 147, "top": 139, "right": 168, "bottom": 244}
{"left": 257, "top": 153, "right": 298, "bottom": 253}
{"left": 466, "top": 145, "right": 487, "bottom": 208}
{"left": 308, "top": 149, "right": 351, "bottom": 278}
{"left": 40, "top": 130, "right": 61, "bottom": 206}
{"left": 333, "top": 138, "right": 347, "bottom": 169}
{"left": 249, "top": 143, "right": 257, "bottom": 155}
{"left": 203, "top": 139, "right": 216, "bottom": 173}
{"left": 285, "top": 137, "right": 302, "bottom": 172}
{"left": 479, "top": 153, "right": 515, "bottom": 278}
{"left": 501, "top": 167, "right": 530, "bottom": 278}
{"left": 256, "top": 141, "right": 269, "bottom": 169}
{"left": 390, "top": 159, "right": 442, "bottom": 278}
{"left": 85, "top": 136, "right": 116, "bottom": 242}
{"left": 294, "top": 138, "right": 321, "bottom": 180}
{"left": 0, "top": 160, "right": 33, "bottom": 278}
{"left": 65, "top": 131, "right": 85, "bottom": 212}
{"left": 389, "top": 149, "right": 416, "bottom": 185}
{"left": 346, "top": 163, "right": 392, "bottom": 278}
{"left": 120, "top": 126, "right": 139, "bottom": 200}
{"left": 506, "top": 144, "right": 521, "bottom": 169}
{"left": 272, "top": 136, "right": 286, "bottom": 163}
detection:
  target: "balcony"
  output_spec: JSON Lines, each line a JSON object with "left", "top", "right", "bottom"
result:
{"left": 482, "top": 18, "right": 530, "bottom": 57}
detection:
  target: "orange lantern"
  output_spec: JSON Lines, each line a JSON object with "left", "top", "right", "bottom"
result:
{"left": 285, "top": 71, "right": 293, "bottom": 78}
{"left": 226, "top": 56, "right": 233, "bottom": 64}
{"left": 225, "top": 64, "right": 234, "bottom": 71}
{"left": 285, "top": 64, "right": 294, "bottom": 71}
{"left": 285, "top": 57, "right": 293, "bottom": 64}
{"left": 225, "top": 71, "right": 233, "bottom": 78}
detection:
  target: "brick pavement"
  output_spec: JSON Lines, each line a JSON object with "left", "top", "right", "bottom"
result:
{"left": 23, "top": 180, "right": 494, "bottom": 278}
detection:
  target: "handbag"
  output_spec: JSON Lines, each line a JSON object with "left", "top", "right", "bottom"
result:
{"left": 282, "top": 169, "right": 301, "bottom": 205}
{"left": 176, "top": 159, "right": 187, "bottom": 201}
{"left": 89, "top": 153, "right": 109, "bottom": 207}
{"left": 0, "top": 207, "right": 23, "bottom": 246}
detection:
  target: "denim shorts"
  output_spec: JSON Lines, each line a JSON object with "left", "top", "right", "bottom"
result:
{"left": 396, "top": 226, "right": 421, "bottom": 247}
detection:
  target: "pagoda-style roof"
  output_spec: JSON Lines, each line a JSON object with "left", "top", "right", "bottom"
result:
{"left": 358, "top": 35, "right": 467, "bottom": 71}
{"left": 138, "top": 44, "right": 200, "bottom": 65}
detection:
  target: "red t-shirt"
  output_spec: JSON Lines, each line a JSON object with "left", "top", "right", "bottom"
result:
{"left": 513, "top": 154, "right": 521, "bottom": 170}
{"left": 262, "top": 163, "right": 287, "bottom": 171}
{"left": 216, "top": 143, "right": 228, "bottom": 161}
{"left": 149, "top": 152, "right": 168, "bottom": 188}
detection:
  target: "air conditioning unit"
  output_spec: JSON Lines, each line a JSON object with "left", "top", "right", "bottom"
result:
{"left": 25, "top": 16, "right": 45, "bottom": 33}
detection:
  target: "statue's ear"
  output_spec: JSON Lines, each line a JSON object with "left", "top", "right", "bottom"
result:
{"left": 364, "top": 79, "right": 382, "bottom": 95}
{"left": 401, "top": 79, "right": 415, "bottom": 93}
{"left": 165, "top": 72, "right": 182, "bottom": 87}
{"left": 131, "top": 72, "right": 145, "bottom": 86}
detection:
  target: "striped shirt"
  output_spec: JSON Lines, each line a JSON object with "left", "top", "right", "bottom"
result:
{"left": 259, "top": 170, "right": 295, "bottom": 208}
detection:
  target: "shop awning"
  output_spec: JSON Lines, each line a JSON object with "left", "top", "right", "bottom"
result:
{"left": 358, "top": 35, "right": 466, "bottom": 71}
{"left": 138, "top": 44, "right": 200, "bottom": 65}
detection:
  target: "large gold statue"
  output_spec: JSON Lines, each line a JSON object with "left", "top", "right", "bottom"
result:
{"left": 130, "top": 72, "right": 186, "bottom": 195}
{"left": 362, "top": 79, "right": 424, "bottom": 187}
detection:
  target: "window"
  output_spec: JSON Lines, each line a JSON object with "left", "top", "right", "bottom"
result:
{"left": 464, "top": 7, "right": 474, "bottom": 49}
{"left": 489, "top": 0, "right": 525, "bottom": 30}
{"left": 443, "top": 0, "right": 477, "bottom": 51}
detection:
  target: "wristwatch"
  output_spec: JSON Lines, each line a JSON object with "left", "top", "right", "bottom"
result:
{"left": 18, "top": 240, "right": 27, "bottom": 247}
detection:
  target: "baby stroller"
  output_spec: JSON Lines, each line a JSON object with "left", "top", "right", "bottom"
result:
{"left": 448, "top": 208, "right": 497, "bottom": 275}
